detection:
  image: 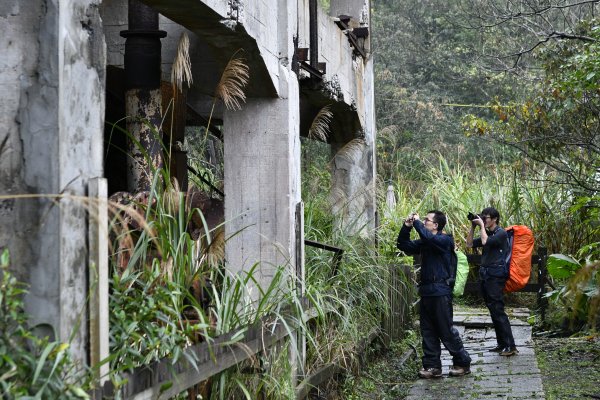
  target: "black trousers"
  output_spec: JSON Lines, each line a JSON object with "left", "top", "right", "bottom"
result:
{"left": 420, "top": 295, "right": 471, "bottom": 369}
{"left": 480, "top": 276, "right": 515, "bottom": 348}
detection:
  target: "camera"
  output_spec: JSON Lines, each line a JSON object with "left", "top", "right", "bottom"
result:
{"left": 467, "top": 212, "right": 481, "bottom": 221}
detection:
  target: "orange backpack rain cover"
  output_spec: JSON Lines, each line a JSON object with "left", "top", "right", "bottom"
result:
{"left": 504, "top": 225, "right": 535, "bottom": 292}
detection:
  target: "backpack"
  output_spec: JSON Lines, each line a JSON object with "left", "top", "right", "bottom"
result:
{"left": 447, "top": 247, "right": 469, "bottom": 296}
{"left": 453, "top": 249, "right": 469, "bottom": 296}
{"left": 503, "top": 225, "right": 535, "bottom": 292}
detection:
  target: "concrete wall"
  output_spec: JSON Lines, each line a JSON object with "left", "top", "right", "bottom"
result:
{"left": 298, "top": 1, "right": 357, "bottom": 106}
{"left": 101, "top": 0, "right": 127, "bottom": 67}
{"left": 0, "top": 0, "right": 106, "bottom": 364}
{"left": 237, "top": 0, "right": 282, "bottom": 95}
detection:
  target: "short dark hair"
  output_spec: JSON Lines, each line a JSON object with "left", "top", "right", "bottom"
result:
{"left": 427, "top": 210, "right": 447, "bottom": 231}
{"left": 481, "top": 207, "right": 500, "bottom": 224}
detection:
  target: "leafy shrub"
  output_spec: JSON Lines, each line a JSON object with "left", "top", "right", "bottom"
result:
{"left": 545, "top": 253, "right": 600, "bottom": 332}
{"left": 0, "top": 249, "right": 90, "bottom": 399}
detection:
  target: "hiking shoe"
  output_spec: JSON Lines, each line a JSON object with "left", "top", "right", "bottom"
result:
{"left": 488, "top": 345, "right": 503, "bottom": 352}
{"left": 418, "top": 367, "right": 443, "bottom": 379}
{"left": 499, "top": 346, "right": 519, "bottom": 356}
{"left": 449, "top": 365, "right": 471, "bottom": 377}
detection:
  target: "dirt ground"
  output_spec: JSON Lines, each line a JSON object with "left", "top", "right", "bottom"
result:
{"left": 534, "top": 335, "right": 600, "bottom": 400}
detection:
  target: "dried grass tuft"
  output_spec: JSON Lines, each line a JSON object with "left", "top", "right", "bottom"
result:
{"left": 334, "top": 138, "right": 366, "bottom": 165}
{"left": 308, "top": 105, "right": 334, "bottom": 142}
{"left": 171, "top": 32, "right": 193, "bottom": 92}
{"left": 215, "top": 55, "right": 249, "bottom": 111}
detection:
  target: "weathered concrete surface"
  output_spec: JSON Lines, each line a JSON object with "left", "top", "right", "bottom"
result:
{"left": 0, "top": 0, "right": 106, "bottom": 365}
{"left": 298, "top": 0, "right": 369, "bottom": 111}
{"left": 223, "top": 75, "right": 301, "bottom": 289}
{"left": 297, "top": 0, "right": 376, "bottom": 236}
{"left": 139, "top": 0, "right": 278, "bottom": 97}
{"left": 330, "top": 0, "right": 369, "bottom": 22}
{"left": 407, "top": 307, "right": 545, "bottom": 400}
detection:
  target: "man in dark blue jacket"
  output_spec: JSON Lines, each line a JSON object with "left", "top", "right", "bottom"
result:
{"left": 397, "top": 210, "right": 471, "bottom": 378}
{"left": 467, "top": 207, "right": 518, "bottom": 356}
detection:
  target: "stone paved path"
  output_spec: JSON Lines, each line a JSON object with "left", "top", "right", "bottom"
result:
{"left": 406, "top": 307, "right": 545, "bottom": 399}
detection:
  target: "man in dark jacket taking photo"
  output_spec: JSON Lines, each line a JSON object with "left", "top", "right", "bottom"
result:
{"left": 397, "top": 210, "right": 471, "bottom": 378}
{"left": 467, "top": 207, "right": 518, "bottom": 356}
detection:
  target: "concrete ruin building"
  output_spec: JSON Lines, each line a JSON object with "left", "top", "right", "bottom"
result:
{"left": 0, "top": 0, "right": 375, "bottom": 384}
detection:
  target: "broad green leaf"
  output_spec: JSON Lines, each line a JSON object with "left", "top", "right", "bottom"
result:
{"left": 159, "top": 381, "right": 173, "bottom": 394}
{"left": 547, "top": 254, "right": 581, "bottom": 279}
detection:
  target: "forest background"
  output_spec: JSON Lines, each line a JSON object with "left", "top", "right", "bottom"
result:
{"left": 307, "top": 0, "right": 600, "bottom": 330}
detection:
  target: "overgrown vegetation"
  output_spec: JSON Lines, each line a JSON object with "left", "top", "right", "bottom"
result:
{"left": 301, "top": 137, "right": 402, "bottom": 382}
{"left": 0, "top": 249, "right": 90, "bottom": 399}
{"left": 3, "top": 1, "right": 600, "bottom": 398}
{"left": 338, "top": 331, "right": 420, "bottom": 400}
{"left": 106, "top": 163, "right": 303, "bottom": 398}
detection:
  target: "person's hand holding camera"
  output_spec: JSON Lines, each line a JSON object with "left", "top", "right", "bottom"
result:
{"left": 473, "top": 215, "right": 485, "bottom": 228}
{"left": 468, "top": 212, "right": 485, "bottom": 228}
{"left": 404, "top": 212, "right": 418, "bottom": 227}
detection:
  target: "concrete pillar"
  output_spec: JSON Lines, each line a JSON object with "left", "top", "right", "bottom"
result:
{"left": 222, "top": 81, "right": 301, "bottom": 287}
{"left": 330, "top": 138, "right": 376, "bottom": 237}
{"left": 0, "top": 0, "right": 106, "bottom": 367}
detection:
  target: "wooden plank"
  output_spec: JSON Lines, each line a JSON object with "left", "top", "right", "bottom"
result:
{"left": 295, "top": 363, "right": 341, "bottom": 400}
{"left": 122, "top": 321, "right": 292, "bottom": 399}
{"left": 95, "top": 291, "right": 380, "bottom": 399}
{"left": 88, "top": 178, "right": 110, "bottom": 385}
{"left": 93, "top": 299, "right": 317, "bottom": 399}
{"left": 91, "top": 319, "right": 296, "bottom": 400}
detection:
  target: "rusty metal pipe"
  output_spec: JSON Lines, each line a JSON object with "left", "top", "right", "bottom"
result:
{"left": 121, "top": 1, "right": 166, "bottom": 90}
{"left": 120, "top": 0, "right": 167, "bottom": 192}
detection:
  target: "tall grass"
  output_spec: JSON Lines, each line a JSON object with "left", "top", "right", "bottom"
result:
{"left": 303, "top": 233, "right": 390, "bottom": 374}
{"left": 381, "top": 154, "right": 594, "bottom": 255}
{"left": 301, "top": 138, "right": 399, "bottom": 378}
{"left": 107, "top": 164, "right": 306, "bottom": 398}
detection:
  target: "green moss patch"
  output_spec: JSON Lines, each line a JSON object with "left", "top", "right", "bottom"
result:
{"left": 535, "top": 336, "right": 600, "bottom": 400}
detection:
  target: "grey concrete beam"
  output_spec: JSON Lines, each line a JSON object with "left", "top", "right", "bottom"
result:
{"left": 139, "top": 0, "right": 277, "bottom": 98}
